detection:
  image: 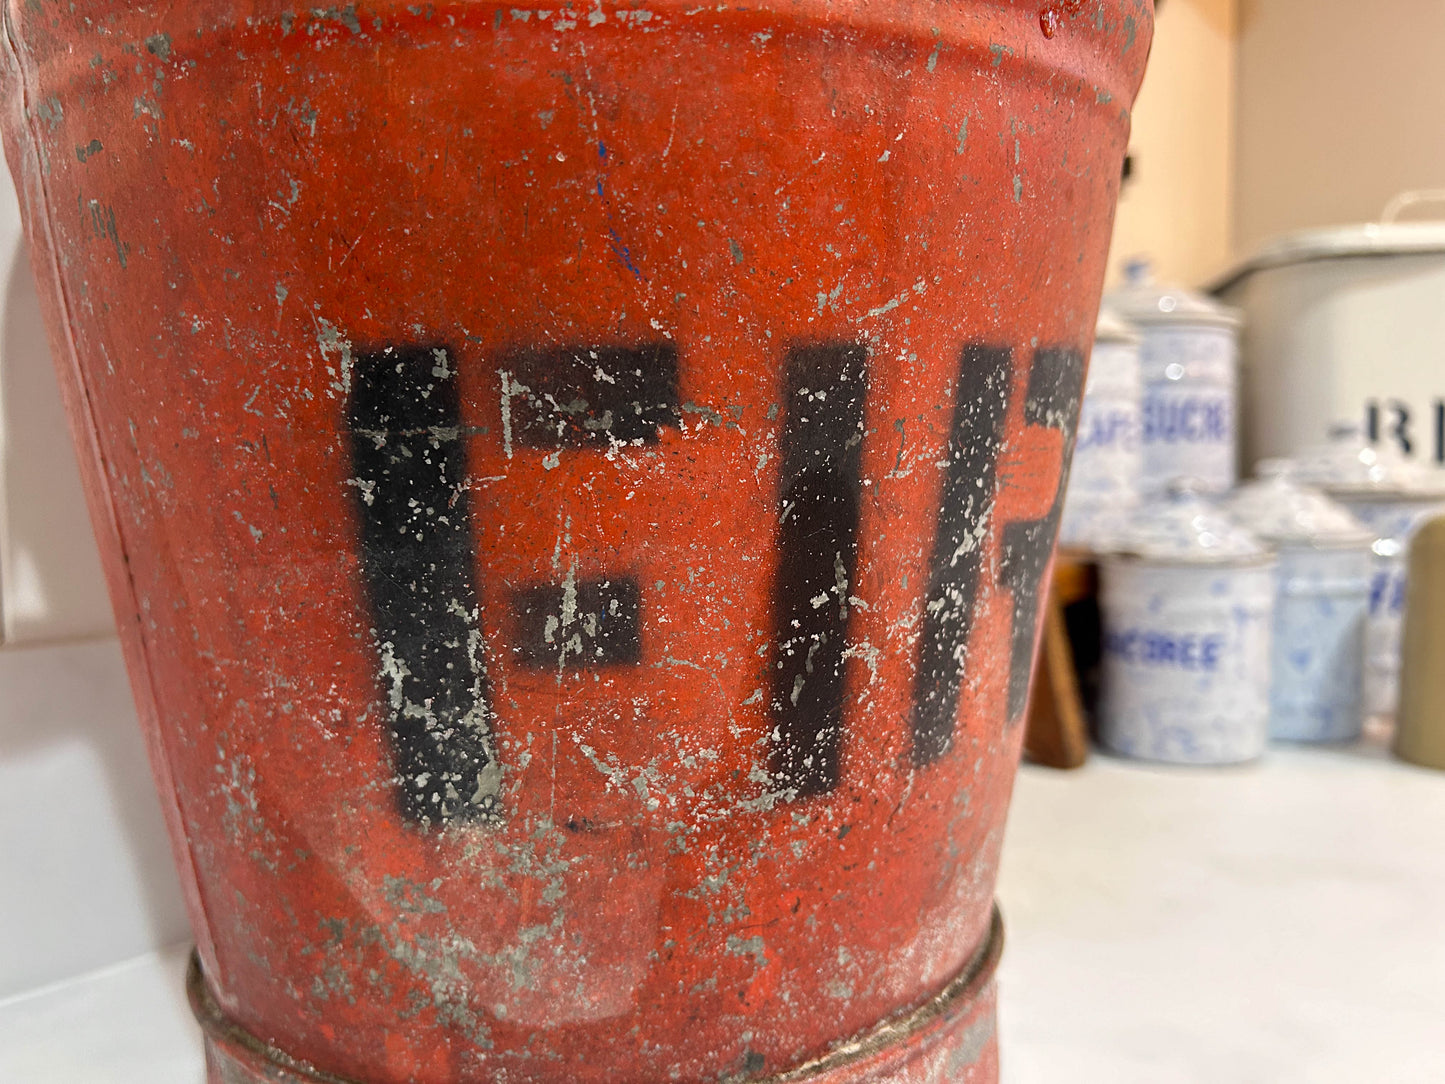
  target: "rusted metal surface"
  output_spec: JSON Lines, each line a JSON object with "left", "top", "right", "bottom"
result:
{"left": 191, "top": 909, "right": 1003, "bottom": 1083}
{"left": 2, "top": 0, "right": 1150, "bottom": 1079}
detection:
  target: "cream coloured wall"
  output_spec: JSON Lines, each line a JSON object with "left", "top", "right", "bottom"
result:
{"left": 1234, "top": 0, "right": 1445, "bottom": 255}
{"left": 1107, "top": 0, "right": 1239, "bottom": 289}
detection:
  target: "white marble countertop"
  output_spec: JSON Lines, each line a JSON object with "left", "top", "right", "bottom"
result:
{"left": 4, "top": 741, "right": 1444, "bottom": 1083}
{"left": 995, "top": 739, "right": 1445, "bottom": 1083}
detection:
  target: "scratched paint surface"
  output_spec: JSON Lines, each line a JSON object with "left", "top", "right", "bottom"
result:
{"left": 1, "top": 0, "right": 1150, "bottom": 1080}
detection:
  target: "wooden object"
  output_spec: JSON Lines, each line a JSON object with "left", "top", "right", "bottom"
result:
{"left": 1023, "top": 552, "right": 1096, "bottom": 769}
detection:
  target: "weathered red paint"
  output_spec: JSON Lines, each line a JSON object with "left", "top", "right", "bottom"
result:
{"left": 2, "top": 0, "right": 1149, "bottom": 1080}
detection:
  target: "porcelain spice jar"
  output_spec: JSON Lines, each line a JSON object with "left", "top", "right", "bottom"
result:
{"left": 1224, "top": 463, "right": 1374, "bottom": 743}
{"left": 1290, "top": 428, "right": 1445, "bottom": 717}
{"left": 1107, "top": 261, "right": 1241, "bottom": 496}
{"left": 1058, "top": 307, "right": 1143, "bottom": 550}
{"left": 1098, "top": 484, "right": 1275, "bottom": 765}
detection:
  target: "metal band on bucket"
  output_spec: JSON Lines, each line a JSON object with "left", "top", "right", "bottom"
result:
{"left": 189, "top": 907, "right": 1005, "bottom": 1084}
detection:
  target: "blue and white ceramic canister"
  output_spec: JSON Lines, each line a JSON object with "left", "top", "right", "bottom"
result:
{"left": 1107, "top": 261, "right": 1241, "bottom": 496}
{"left": 1098, "top": 484, "right": 1275, "bottom": 765}
{"left": 1059, "top": 307, "right": 1143, "bottom": 550}
{"left": 1291, "top": 429, "right": 1445, "bottom": 717}
{"left": 1225, "top": 463, "right": 1374, "bottom": 743}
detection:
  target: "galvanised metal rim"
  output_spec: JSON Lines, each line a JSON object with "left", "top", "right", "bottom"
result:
{"left": 764, "top": 906, "right": 1003, "bottom": 1082}
{"left": 186, "top": 906, "right": 1005, "bottom": 1084}
{"left": 186, "top": 961, "right": 359, "bottom": 1084}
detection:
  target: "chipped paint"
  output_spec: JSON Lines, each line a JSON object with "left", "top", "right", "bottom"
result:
{"left": 0, "top": 0, "right": 1150, "bottom": 1079}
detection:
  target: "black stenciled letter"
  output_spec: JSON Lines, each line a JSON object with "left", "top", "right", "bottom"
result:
{"left": 348, "top": 345, "right": 501, "bottom": 828}
{"left": 512, "top": 577, "right": 643, "bottom": 669}
{"left": 501, "top": 343, "right": 680, "bottom": 449}
{"left": 998, "top": 347, "right": 1085, "bottom": 721}
{"left": 911, "top": 345, "right": 1013, "bottom": 766}
{"left": 769, "top": 344, "right": 868, "bottom": 799}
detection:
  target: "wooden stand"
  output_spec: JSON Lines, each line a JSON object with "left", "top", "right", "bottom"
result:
{"left": 1022, "top": 552, "right": 1097, "bottom": 770}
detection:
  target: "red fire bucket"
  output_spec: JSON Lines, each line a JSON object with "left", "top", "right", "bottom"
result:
{"left": 3, "top": 0, "right": 1150, "bottom": 1079}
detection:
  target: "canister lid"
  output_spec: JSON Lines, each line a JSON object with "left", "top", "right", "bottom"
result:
{"left": 1100, "top": 480, "right": 1269, "bottom": 564}
{"left": 1290, "top": 424, "right": 1445, "bottom": 498}
{"left": 1105, "top": 259, "right": 1242, "bottom": 330}
{"left": 1210, "top": 221, "right": 1445, "bottom": 296}
{"left": 1094, "top": 305, "right": 1140, "bottom": 345}
{"left": 1223, "top": 463, "right": 1375, "bottom": 547}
